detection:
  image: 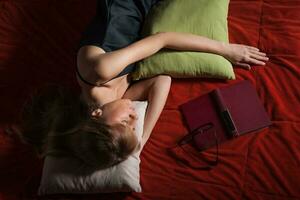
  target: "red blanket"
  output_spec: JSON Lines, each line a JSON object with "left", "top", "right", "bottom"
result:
{"left": 0, "top": 0, "right": 299, "bottom": 199}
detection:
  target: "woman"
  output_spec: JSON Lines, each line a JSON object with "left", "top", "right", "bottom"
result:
{"left": 19, "top": 0, "right": 268, "bottom": 169}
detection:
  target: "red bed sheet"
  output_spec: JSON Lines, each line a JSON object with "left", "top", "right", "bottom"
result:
{"left": 0, "top": 0, "right": 299, "bottom": 199}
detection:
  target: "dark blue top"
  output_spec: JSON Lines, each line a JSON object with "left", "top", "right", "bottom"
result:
{"left": 77, "top": 0, "right": 161, "bottom": 86}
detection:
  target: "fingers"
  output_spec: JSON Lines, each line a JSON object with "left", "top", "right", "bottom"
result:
{"left": 249, "top": 53, "right": 269, "bottom": 62}
{"left": 230, "top": 44, "right": 269, "bottom": 69}
{"left": 246, "top": 45, "right": 268, "bottom": 57}
{"left": 251, "top": 50, "right": 267, "bottom": 57}
{"left": 245, "top": 46, "right": 269, "bottom": 65}
{"left": 248, "top": 51, "right": 269, "bottom": 65}
{"left": 246, "top": 46, "right": 259, "bottom": 51}
{"left": 247, "top": 57, "right": 266, "bottom": 66}
{"left": 236, "top": 62, "right": 251, "bottom": 70}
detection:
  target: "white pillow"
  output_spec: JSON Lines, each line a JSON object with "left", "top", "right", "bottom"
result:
{"left": 38, "top": 101, "right": 148, "bottom": 195}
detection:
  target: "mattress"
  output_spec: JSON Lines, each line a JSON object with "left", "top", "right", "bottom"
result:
{"left": 0, "top": 0, "right": 299, "bottom": 199}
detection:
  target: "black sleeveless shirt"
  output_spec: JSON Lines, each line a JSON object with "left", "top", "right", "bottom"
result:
{"left": 77, "top": 0, "right": 161, "bottom": 86}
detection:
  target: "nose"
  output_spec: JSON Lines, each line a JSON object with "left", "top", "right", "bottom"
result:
{"left": 129, "top": 110, "right": 138, "bottom": 120}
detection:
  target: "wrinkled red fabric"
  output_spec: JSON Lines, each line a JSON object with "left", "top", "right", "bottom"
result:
{"left": 0, "top": 0, "right": 299, "bottom": 199}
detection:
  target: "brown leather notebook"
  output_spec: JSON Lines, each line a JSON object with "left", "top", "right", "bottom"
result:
{"left": 179, "top": 80, "right": 272, "bottom": 151}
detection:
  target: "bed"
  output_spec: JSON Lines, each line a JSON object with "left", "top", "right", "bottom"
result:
{"left": 0, "top": 0, "right": 299, "bottom": 199}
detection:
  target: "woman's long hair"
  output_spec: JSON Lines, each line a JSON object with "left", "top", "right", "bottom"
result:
{"left": 19, "top": 85, "right": 138, "bottom": 169}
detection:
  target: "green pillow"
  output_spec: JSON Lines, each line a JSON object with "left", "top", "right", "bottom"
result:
{"left": 132, "top": 0, "right": 235, "bottom": 80}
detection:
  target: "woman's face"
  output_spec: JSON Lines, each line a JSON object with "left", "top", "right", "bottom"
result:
{"left": 98, "top": 99, "right": 138, "bottom": 130}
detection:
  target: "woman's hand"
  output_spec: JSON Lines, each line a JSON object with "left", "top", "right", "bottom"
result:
{"left": 160, "top": 32, "right": 269, "bottom": 70}
{"left": 222, "top": 43, "right": 269, "bottom": 70}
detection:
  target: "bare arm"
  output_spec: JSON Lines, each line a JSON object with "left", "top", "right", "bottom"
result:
{"left": 123, "top": 75, "right": 171, "bottom": 149}
{"left": 91, "top": 32, "right": 268, "bottom": 84}
{"left": 94, "top": 32, "right": 225, "bottom": 81}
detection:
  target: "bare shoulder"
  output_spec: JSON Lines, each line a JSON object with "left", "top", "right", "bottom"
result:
{"left": 76, "top": 45, "right": 106, "bottom": 85}
{"left": 77, "top": 45, "right": 105, "bottom": 72}
{"left": 77, "top": 45, "right": 105, "bottom": 59}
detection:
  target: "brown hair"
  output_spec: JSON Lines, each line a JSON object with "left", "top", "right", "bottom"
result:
{"left": 19, "top": 85, "right": 138, "bottom": 169}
